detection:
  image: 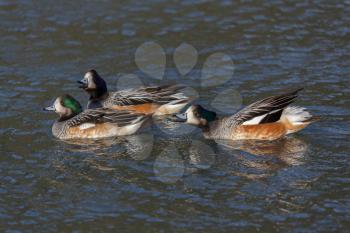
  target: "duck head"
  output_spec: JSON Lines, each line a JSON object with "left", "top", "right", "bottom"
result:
{"left": 78, "top": 69, "right": 108, "bottom": 99}
{"left": 171, "top": 104, "right": 217, "bottom": 127}
{"left": 44, "top": 95, "right": 82, "bottom": 121}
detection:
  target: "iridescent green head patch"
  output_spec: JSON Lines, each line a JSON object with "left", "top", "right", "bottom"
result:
{"left": 196, "top": 105, "right": 217, "bottom": 122}
{"left": 61, "top": 95, "right": 82, "bottom": 114}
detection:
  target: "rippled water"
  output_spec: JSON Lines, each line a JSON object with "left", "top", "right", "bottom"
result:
{"left": 1, "top": 0, "right": 349, "bottom": 232}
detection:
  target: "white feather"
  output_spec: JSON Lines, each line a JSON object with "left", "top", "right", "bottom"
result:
{"left": 79, "top": 123, "right": 96, "bottom": 130}
{"left": 154, "top": 100, "right": 188, "bottom": 116}
{"left": 242, "top": 114, "right": 267, "bottom": 125}
{"left": 242, "top": 109, "right": 281, "bottom": 125}
{"left": 282, "top": 106, "right": 312, "bottom": 123}
{"left": 117, "top": 118, "right": 145, "bottom": 135}
{"left": 171, "top": 92, "right": 187, "bottom": 99}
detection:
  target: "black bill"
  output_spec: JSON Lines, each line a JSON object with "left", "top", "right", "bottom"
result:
{"left": 43, "top": 105, "right": 55, "bottom": 111}
{"left": 77, "top": 79, "right": 88, "bottom": 88}
{"left": 169, "top": 112, "right": 187, "bottom": 122}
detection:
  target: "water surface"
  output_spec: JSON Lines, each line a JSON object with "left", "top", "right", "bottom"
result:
{"left": 1, "top": 0, "right": 349, "bottom": 232}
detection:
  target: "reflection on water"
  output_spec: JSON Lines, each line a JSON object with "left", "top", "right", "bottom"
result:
{"left": 57, "top": 134, "right": 308, "bottom": 182}
{"left": 219, "top": 137, "right": 307, "bottom": 164}
{"left": 217, "top": 137, "right": 308, "bottom": 179}
{"left": 1, "top": 0, "right": 349, "bottom": 232}
{"left": 61, "top": 133, "right": 154, "bottom": 160}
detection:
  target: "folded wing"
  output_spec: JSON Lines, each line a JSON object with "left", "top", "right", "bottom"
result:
{"left": 67, "top": 108, "right": 147, "bottom": 128}
{"left": 229, "top": 88, "right": 303, "bottom": 126}
{"left": 109, "top": 84, "right": 189, "bottom": 106}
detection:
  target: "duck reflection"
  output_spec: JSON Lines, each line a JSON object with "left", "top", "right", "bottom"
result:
{"left": 50, "top": 133, "right": 155, "bottom": 183}
{"left": 59, "top": 133, "right": 154, "bottom": 160}
{"left": 121, "top": 134, "right": 154, "bottom": 160}
{"left": 53, "top": 132, "right": 307, "bottom": 182}
{"left": 218, "top": 137, "right": 307, "bottom": 164}
{"left": 216, "top": 137, "right": 308, "bottom": 179}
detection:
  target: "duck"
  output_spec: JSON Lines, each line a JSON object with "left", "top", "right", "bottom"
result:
{"left": 171, "top": 89, "right": 318, "bottom": 141}
{"left": 43, "top": 94, "right": 148, "bottom": 139}
{"left": 77, "top": 69, "right": 191, "bottom": 115}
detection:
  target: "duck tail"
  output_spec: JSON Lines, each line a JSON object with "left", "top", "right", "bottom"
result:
{"left": 280, "top": 106, "right": 317, "bottom": 134}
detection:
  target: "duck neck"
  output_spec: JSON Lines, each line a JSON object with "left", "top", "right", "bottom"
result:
{"left": 57, "top": 110, "right": 80, "bottom": 122}
{"left": 200, "top": 123, "right": 210, "bottom": 132}
{"left": 89, "top": 88, "right": 109, "bottom": 101}
{"left": 58, "top": 115, "right": 73, "bottom": 122}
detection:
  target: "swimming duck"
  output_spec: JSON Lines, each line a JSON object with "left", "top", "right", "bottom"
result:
{"left": 77, "top": 69, "right": 191, "bottom": 115}
{"left": 43, "top": 94, "right": 148, "bottom": 139}
{"left": 171, "top": 89, "right": 318, "bottom": 140}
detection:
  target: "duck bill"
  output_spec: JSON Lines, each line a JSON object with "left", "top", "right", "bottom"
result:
{"left": 77, "top": 80, "right": 88, "bottom": 89}
{"left": 170, "top": 112, "right": 187, "bottom": 122}
{"left": 43, "top": 105, "right": 55, "bottom": 111}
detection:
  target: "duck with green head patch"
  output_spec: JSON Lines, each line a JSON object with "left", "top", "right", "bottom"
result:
{"left": 43, "top": 94, "right": 149, "bottom": 139}
{"left": 170, "top": 89, "right": 318, "bottom": 141}
{"left": 77, "top": 69, "right": 192, "bottom": 115}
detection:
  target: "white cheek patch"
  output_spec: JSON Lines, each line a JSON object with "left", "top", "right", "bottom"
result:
{"left": 55, "top": 99, "right": 65, "bottom": 113}
{"left": 86, "top": 75, "right": 96, "bottom": 89}
{"left": 186, "top": 110, "right": 199, "bottom": 125}
{"left": 79, "top": 123, "right": 96, "bottom": 130}
{"left": 185, "top": 106, "right": 193, "bottom": 115}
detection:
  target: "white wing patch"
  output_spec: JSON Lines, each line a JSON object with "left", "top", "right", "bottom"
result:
{"left": 79, "top": 123, "right": 96, "bottom": 130}
{"left": 242, "top": 114, "right": 267, "bottom": 125}
{"left": 242, "top": 109, "right": 283, "bottom": 125}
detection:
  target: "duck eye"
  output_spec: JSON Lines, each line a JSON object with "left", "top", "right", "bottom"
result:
{"left": 194, "top": 110, "right": 199, "bottom": 117}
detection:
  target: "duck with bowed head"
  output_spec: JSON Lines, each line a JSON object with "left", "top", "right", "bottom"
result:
{"left": 170, "top": 89, "right": 318, "bottom": 141}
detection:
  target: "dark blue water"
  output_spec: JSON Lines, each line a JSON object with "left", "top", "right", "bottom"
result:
{"left": 1, "top": 0, "right": 349, "bottom": 232}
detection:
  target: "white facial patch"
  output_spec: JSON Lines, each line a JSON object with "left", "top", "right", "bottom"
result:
{"left": 54, "top": 98, "right": 65, "bottom": 114}
{"left": 84, "top": 72, "right": 90, "bottom": 80}
{"left": 185, "top": 106, "right": 200, "bottom": 125}
{"left": 85, "top": 73, "right": 96, "bottom": 89}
